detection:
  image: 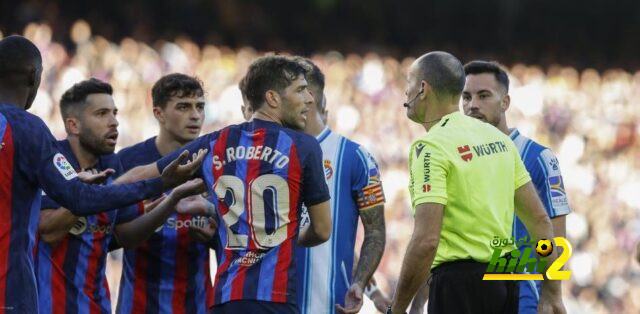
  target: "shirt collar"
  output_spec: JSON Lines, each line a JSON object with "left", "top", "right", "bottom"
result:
{"left": 316, "top": 127, "right": 331, "bottom": 143}
{"left": 508, "top": 128, "right": 520, "bottom": 140}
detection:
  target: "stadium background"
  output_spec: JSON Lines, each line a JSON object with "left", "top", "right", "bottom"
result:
{"left": 2, "top": 1, "right": 640, "bottom": 313}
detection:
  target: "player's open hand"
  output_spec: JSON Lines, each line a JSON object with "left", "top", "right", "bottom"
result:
{"left": 189, "top": 217, "right": 217, "bottom": 243}
{"left": 161, "top": 149, "right": 208, "bottom": 188}
{"left": 336, "top": 283, "right": 363, "bottom": 314}
{"left": 171, "top": 179, "right": 207, "bottom": 202}
{"left": 78, "top": 168, "right": 115, "bottom": 184}
{"left": 176, "top": 194, "right": 215, "bottom": 216}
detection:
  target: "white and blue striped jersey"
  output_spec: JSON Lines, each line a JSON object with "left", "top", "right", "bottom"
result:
{"left": 510, "top": 128, "right": 571, "bottom": 314}
{"left": 296, "top": 127, "right": 385, "bottom": 314}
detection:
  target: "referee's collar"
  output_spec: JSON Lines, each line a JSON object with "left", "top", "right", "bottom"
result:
{"left": 316, "top": 127, "right": 331, "bottom": 143}
{"left": 509, "top": 128, "right": 520, "bottom": 140}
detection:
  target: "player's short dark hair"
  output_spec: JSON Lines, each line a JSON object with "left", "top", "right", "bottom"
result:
{"left": 239, "top": 55, "right": 308, "bottom": 111}
{"left": 464, "top": 61, "right": 510, "bottom": 93}
{"left": 292, "top": 57, "right": 325, "bottom": 110}
{"left": 151, "top": 73, "right": 204, "bottom": 108}
{"left": 60, "top": 78, "right": 113, "bottom": 119}
{"left": 0, "top": 35, "right": 42, "bottom": 85}
{"left": 415, "top": 51, "right": 465, "bottom": 98}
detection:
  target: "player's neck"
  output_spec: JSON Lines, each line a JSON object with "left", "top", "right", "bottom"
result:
{"left": 0, "top": 90, "right": 28, "bottom": 109}
{"left": 155, "top": 131, "right": 188, "bottom": 156}
{"left": 67, "top": 136, "right": 99, "bottom": 170}
{"left": 304, "top": 115, "right": 326, "bottom": 137}
{"left": 252, "top": 110, "right": 282, "bottom": 125}
{"left": 497, "top": 119, "right": 510, "bottom": 135}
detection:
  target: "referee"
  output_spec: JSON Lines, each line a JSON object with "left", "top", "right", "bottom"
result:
{"left": 387, "top": 52, "right": 565, "bottom": 314}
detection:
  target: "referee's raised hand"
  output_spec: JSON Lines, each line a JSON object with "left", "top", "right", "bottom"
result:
{"left": 160, "top": 148, "right": 207, "bottom": 189}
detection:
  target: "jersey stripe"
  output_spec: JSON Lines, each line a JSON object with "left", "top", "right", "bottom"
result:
{"left": 0, "top": 117, "right": 13, "bottom": 313}
{"left": 241, "top": 128, "right": 267, "bottom": 300}
{"left": 211, "top": 129, "right": 231, "bottom": 305}
{"left": 228, "top": 130, "right": 258, "bottom": 300}
{"left": 536, "top": 157, "right": 555, "bottom": 216}
{"left": 172, "top": 213, "right": 190, "bottom": 314}
{"left": 329, "top": 138, "right": 346, "bottom": 310}
{"left": 131, "top": 242, "right": 149, "bottom": 313}
{"left": 272, "top": 141, "right": 301, "bottom": 303}
{"left": 51, "top": 238, "right": 69, "bottom": 314}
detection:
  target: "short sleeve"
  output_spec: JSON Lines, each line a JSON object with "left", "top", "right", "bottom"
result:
{"left": 156, "top": 133, "right": 213, "bottom": 175}
{"left": 532, "top": 149, "right": 571, "bottom": 217}
{"left": 351, "top": 146, "right": 385, "bottom": 210}
{"left": 408, "top": 140, "right": 448, "bottom": 210}
{"left": 512, "top": 142, "right": 531, "bottom": 190}
{"left": 301, "top": 139, "right": 331, "bottom": 207}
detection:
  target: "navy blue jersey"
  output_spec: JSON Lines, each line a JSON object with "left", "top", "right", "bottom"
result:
{"left": 0, "top": 103, "right": 162, "bottom": 312}
{"left": 115, "top": 137, "right": 213, "bottom": 313}
{"left": 156, "top": 119, "right": 330, "bottom": 306}
{"left": 35, "top": 140, "right": 137, "bottom": 314}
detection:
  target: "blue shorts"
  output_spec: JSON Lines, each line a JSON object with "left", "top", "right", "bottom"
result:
{"left": 211, "top": 300, "right": 298, "bottom": 314}
{"left": 518, "top": 279, "right": 541, "bottom": 314}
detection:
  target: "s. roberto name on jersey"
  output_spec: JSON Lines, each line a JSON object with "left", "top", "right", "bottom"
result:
{"left": 212, "top": 145, "right": 291, "bottom": 170}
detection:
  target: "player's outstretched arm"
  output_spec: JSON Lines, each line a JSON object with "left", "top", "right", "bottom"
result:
{"left": 514, "top": 182, "right": 566, "bottom": 314}
{"left": 298, "top": 200, "right": 331, "bottom": 247}
{"left": 114, "top": 163, "right": 160, "bottom": 184}
{"left": 390, "top": 202, "right": 443, "bottom": 314}
{"left": 114, "top": 178, "right": 207, "bottom": 249}
{"left": 115, "top": 149, "right": 207, "bottom": 190}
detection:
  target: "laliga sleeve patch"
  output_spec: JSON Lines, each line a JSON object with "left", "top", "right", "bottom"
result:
{"left": 53, "top": 153, "right": 78, "bottom": 180}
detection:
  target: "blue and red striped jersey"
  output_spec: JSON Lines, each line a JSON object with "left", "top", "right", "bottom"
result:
{"left": 0, "top": 103, "right": 162, "bottom": 313}
{"left": 156, "top": 119, "right": 331, "bottom": 307}
{"left": 35, "top": 140, "right": 137, "bottom": 314}
{"left": 115, "top": 137, "right": 214, "bottom": 314}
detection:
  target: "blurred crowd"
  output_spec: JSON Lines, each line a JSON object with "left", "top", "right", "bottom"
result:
{"left": 9, "top": 22, "right": 640, "bottom": 313}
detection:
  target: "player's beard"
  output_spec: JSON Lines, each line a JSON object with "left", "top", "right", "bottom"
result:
{"left": 79, "top": 125, "right": 115, "bottom": 156}
{"left": 281, "top": 100, "right": 306, "bottom": 131}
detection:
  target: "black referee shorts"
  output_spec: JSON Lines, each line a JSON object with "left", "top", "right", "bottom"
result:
{"left": 427, "top": 259, "right": 519, "bottom": 314}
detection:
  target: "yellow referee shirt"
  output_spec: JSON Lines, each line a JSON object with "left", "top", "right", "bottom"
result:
{"left": 408, "top": 112, "right": 531, "bottom": 269}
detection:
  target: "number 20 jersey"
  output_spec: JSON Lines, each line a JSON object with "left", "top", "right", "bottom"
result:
{"left": 157, "top": 119, "right": 331, "bottom": 306}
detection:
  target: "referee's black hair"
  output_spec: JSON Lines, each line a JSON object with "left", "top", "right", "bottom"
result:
{"left": 60, "top": 78, "right": 113, "bottom": 120}
{"left": 463, "top": 61, "right": 510, "bottom": 93}
{"left": 415, "top": 51, "right": 466, "bottom": 98}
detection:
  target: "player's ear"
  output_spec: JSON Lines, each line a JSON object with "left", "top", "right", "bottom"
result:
{"left": 265, "top": 90, "right": 280, "bottom": 108}
{"left": 65, "top": 117, "right": 81, "bottom": 136}
{"left": 501, "top": 94, "right": 510, "bottom": 112}
{"left": 420, "top": 80, "right": 430, "bottom": 99}
{"left": 153, "top": 106, "right": 166, "bottom": 123}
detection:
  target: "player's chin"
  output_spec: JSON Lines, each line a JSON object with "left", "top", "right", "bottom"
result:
{"left": 100, "top": 144, "right": 116, "bottom": 155}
